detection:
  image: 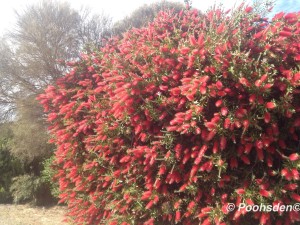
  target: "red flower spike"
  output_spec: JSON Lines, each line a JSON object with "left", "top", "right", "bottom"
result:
{"left": 221, "top": 107, "right": 228, "bottom": 116}
{"left": 266, "top": 102, "right": 276, "bottom": 109}
{"left": 245, "top": 6, "right": 253, "bottom": 13}
{"left": 291, "top": 193, "right": 300, "bottom": 202}
{"left": 259, "top": 189, "right": 272, "bottom": 198}
{"left": 215, "top": 99, "right": 223, "bottom": 107}
{"left": 264, "top": 112, "right": 271, "bottom": 123}
{"left": 241, "top": 155, "right": 250, "bottom": 165}
{"left": 289, "top": 153, "right": 299, "bottom": 161}
{"left": 260, "top": 213, "right": 270, "bottom": 225}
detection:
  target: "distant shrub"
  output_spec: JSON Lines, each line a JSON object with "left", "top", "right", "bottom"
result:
{"left": 9, "top": 174, "right": 42, "bottom": 204}
{"left": 0, "top": 124, "right": 23, "bottom": 203}
{"left": 9, "top": 174, "right": 55, "bottom": 205}
{"left": 41, "top": 156, "right": 60, "bottom": 199}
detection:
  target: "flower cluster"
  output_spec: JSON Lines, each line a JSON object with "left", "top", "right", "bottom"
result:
{"left": 38, "top": 5, "right": 300, "bottom": 225}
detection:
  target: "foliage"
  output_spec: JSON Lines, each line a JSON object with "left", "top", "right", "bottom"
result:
{"left": 0, "top": 1, "right": 111, "bottom": 114}
{"left": 111, "top": 0, "right": 184, "bottom": 36}
{"left": 0, "top": 0, "right": 111, "bottom": 171}
{"left": 8, "top": 96, "right": 54, "bottom": 163}
{"left": 9, "top": 174, "right": 54, "bottom": 205}
{"left": 39, "top": 4, "right": 300, "bottom": 225}
{"left": 41, "top": 155, "right": 60, "bottom": 198}
{"left": 0, "top": 123, "right": 23, "bottom": 203}
{"left": 9, "top": 174, "right": 41, "bottom": 204}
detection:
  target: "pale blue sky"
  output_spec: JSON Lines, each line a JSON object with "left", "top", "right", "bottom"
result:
{"left": 0, "top": 0, "right": 299, "bottom": 35}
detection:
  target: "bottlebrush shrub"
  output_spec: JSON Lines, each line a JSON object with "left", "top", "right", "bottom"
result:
{"left": 38, "top": 5, "right": 300, "bottom": 225}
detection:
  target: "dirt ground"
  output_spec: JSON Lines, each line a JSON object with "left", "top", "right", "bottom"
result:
{"left": 0, "top": 204, "right": 67, "bottom": 225}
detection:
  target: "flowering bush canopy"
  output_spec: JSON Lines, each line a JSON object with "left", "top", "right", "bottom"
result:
{"left": 38, "top": 4, "right": 300, "bottom": 225}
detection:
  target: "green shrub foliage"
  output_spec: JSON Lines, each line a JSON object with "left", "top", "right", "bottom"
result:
{"left": 0, "top": 123, "right": 23, "bottom": 203}
{"left": 39, "top": 5, "right": 300, "bottom": 225}
{"left": 41, "top": 156, "right": 60, "bottom": 199}
{"left": 9, "top": 174, "right": 42, "bottom": 204}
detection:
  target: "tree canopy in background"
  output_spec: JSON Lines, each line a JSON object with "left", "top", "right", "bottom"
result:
{"left": 0, "top": 0, "right": 111, "bottom": 204}
{"left": 0, "top": 0, "right": 112, "bottom": 163}
{"left": 111, "top": 1, "right": 184, "bottom": 36}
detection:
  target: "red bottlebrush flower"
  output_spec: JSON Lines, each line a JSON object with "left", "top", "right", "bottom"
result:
{"left": 194, "top": 145, "right": 208, "bottom": 165}
{"left": 141, "top": 191, "right": 152, "bottom": 200}
{"left": 246, "top": 198, "right": 254, "bottom": 205}
{"left": 206, "top": 130, "right": 216, "bottom": 141}
{"left": 220, "top": 136, "right": 227, "bottom": 150}
{"left": 187, "top": 201, "right": 196, "bottom": 211}
{"left": 201, "top": 207, "right": 212, "bottom": 214}
{"left": 249, "top": 94, "right": 256, "bottom": 103}
{"left": 145, "top": 200, "right": 154, "bottom": 209}
{"left": 221, "top": 107, "right": 228, "bottom": 116}
{"left": 221, "top": 203, "right": 230, "bottom": 214}
{"left": 291, "top": 168, "right": 299, "bottom": 180}
{"left": 215, "top": 99, "right": 223, "bottom": 107}
{"left": 174, "top": 200, "right": 181, "bottom": 209}
{"left": 159, "top": 85, "right": 168, "bottom": 91}
{"left": 158, "top": 165, "right": 167, "bottom": 175}
{"left": 224, "top": 118, "right": 231, "bottom": 129}
{"left": 205, "top": 122, "right": 216, "bottom": 130}
{"left": 216, "top": 23, "right": 225, "bottom": 34}
{"left": 255, "top": 140, "right": 263, "bottom": 149}
{"left": 295, "top": 55, "right": 300, "bottom": 61}
{"left": 119, "top": 155, "right": 131, "bottom": 163}
{"left": 190, "top": 165, "right": 199, "bottom": 177}
{"left": 281, "top": 168, "right": 289, "bottom": 177}
{"left": 256, "top": 148, "right": 264, "bottom": 161}
{"left": 239, "top": 77, "right": 250, "bottom": 87}
{"left": 216, "top": 81, "right": 223, "bottom": 90}
{"left": 245, "top": 6, "right": 253, "bottom": 13}
{"left": 289, "top": 153, "right": 299, "bottom": 161}
{"left": 284, "top": 183, "right": 298, "bottom": 191}
{"left": 189, "top": 36, "right": 197, "bottom": 46}
{"left": 180, "top": 47, "right": 190, "bottom": 55}
{"left": 236, "top": 188, "right": 245, "bottom": 195}
{"left": 153, "top": 195, "right": 159, "bottom": 204}
{"left": 241, "top": 155, "right": 250, "bottom": 165}
{"left": 255, "top": 79, "right": 262, "bottom": 87}
{"left": 244, "top": 143, "right": 253, "bottom": 154}
{"left": 279, "top": 31, "right": 292, "bottom": 37}
{"left": 179, "top": 183, "right": 188, "bottom": 192}
{"left": 266, "top": 102, "right": 276, "bottom": 109}
{"left": 202, "top": 218, "right": 212, "bottom": 225}
{"left": 213, "top": 140, "right": 219, "bottom": 153}
{"left": 243, "top": 120, "right": 249, "bottom": 129}
{"left": 291, "top": 193, "right": 300, "bottom": 202}
{"left": 259, "top": 189, "right": 272, "bottom": 198}
{"left": 260, "top": 213, "right": 270, "bottom": 225}
{"left": 175, "top": 211, "right": 181, "bottom": 222}
{"left": 154, "top": 179, "right": 162, "bottom": 189}
{"left": 264, "top": 112, "right": 271, "bottom": 123}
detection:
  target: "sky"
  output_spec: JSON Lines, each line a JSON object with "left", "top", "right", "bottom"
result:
{"left": 0, "top": 0, "right": 299, "bottom": 35}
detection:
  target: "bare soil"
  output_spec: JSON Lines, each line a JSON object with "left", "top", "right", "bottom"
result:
{"left": 0, "top": 204, "right": 67, "bottom": 225}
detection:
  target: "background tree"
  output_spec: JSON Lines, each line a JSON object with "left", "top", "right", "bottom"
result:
{"left": 0, "top": 123, "right": 23, "bottom": 203}
{"left": 0, "top": 0, "right": 111, "bottom": 204}
{"left": 0, "top": 0, "right": 111, "bottom": 161}
{"left": 111, "top": 0, "right": 184, "bottom": 36}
